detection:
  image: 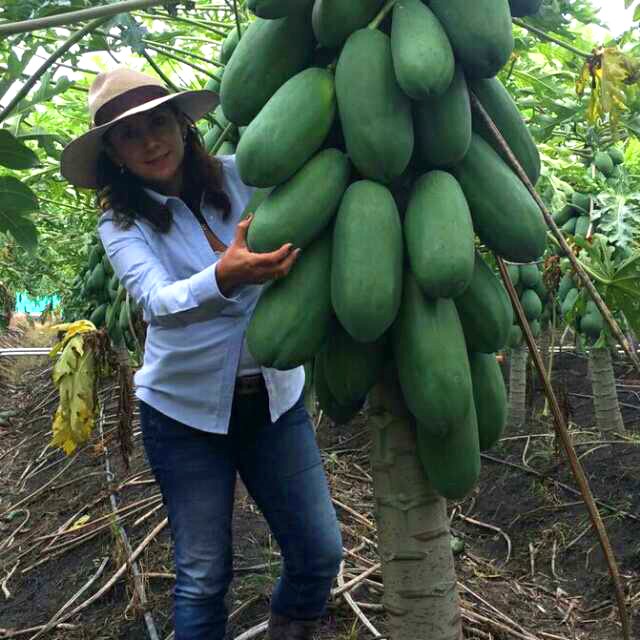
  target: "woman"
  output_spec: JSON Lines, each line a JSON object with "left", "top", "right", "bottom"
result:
{"left": 60, "top": 67, "right": 343, "bottom": 640}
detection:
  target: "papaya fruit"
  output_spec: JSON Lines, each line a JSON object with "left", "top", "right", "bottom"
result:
{"left": 453, "top": 134, "right": 546, "bottom": 263}
{"left": 220, "top": 26, "right": 242, "bottom": 64}
{"left": 393, "top": 271, "right": 473, "bottom": 437}
{"left": 558, "top": 272, "right": 575, "bottom": 301}
{"left": 404, "top": 171, "right": 474, "bottom": 299}
{"left": 553, "top": 205, "right": 575, "bottom": 226}
{"left": 248, "top": 149, "right": 351, "bottom": 253}
{"left": 519, "top": 263, "right": 541, "bottom": 289}
{"left": 508, "top": 0, "right": 543, "bottom": 16}
{"left": 508, "top": 324, "right": 523, "bottom": 348}
{"left": 470, "top": 76, "right": 541, "bottom": 186}
{"left": 332, "top": 181, "right": 403, "bottom": 343}
{"left": 391, "top": 0, "right": 454, "bottom": 100}
{"left": 247, "top": 0, "right": 313, "bottom": 18}
{"left": 322, "top": 322, "right": 387, "bottom": 406}
{"left": 507, "top": 264, "right": 520, "bottom": 286}
{"left": 312, "top": 0, "right": 384, "bottom": 49}
{"left": 561, "top": 287, "right": 579, "bottom": 318}
{"left": 469, "top": 352, "right": 508, "bottom": 451}
{"left": 608, "top": 147, "right": 625, "bottom": 165}
{"left": 413, "top": 65, "right": 471, "bottom": 168}
{"left": 580, "top": 311, "right": 604, "bottom": 340}
{"left": 594, "top": 151, "right": 614, "bottom": 176}
{"left": 429, "top": 0, "right": 514, "bottom": 79}
{"left": 335, "top": 29, "right": 414, "bottom": 183}
{"left": 313, "top": 354, "right": 364, "bottom": 425}
{"left": 247, "top": 228, "right": 333, "bottom": 370}
{"left": 416, "top": 400, "right": 481, "bottom": 501}
{"left": 571, "top": 192, "right": 592, "bottom": 214}
{"left": 220, "top": 14, "right": 315, "bottom": 126}
{"left": 454, "top": 252, "right": 514, "bottom": 353}
{"left": 236, "top": 67, "right": 336, "bottom": 187}
{"left": 574, "top": 215, "right": 590, "bottom": 239}
{"left": 561, "top": 217, "right": 577, "bottom": 235}
{"left": 520, "top": 288, "right": 542, "bottom": 321}
{"left": 89, "top": 303, "right": 107, "bottom": 328}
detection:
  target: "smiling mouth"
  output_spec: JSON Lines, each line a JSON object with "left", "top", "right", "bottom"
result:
{"left": 147, "top": 152, "right": 169, "bottom": 165}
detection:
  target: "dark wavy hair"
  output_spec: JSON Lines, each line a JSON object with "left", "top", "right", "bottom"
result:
{"left": 95, "top": 105, "right": 232, "bottom": 232}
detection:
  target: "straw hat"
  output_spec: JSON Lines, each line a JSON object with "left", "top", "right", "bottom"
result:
{"left": 60, "top": 67, "right": 218, "bottom": 189}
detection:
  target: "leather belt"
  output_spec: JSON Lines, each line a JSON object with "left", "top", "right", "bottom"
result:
{"left": 235, "top": 373, "right": 265, "bottom": 396}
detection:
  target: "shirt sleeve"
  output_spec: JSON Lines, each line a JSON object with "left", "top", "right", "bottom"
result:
{"left": 98, "top": 215, "right": 241, "bottom": 327}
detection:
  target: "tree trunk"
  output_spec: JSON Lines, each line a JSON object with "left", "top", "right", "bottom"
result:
{"left": 508, "top": 346, "right": 528, "bottom": 428}
{"left": 367, "top": 381, "right": 462, "bottom": 640}
{"left": 589, "top": 347, "right": 625, "bottom": 435}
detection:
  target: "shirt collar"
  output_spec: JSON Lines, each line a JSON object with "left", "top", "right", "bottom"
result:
{"left": 143, "top": 187, "right": 207, "bottom": 211}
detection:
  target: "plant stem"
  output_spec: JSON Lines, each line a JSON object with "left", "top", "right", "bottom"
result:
{"left": 513, "top": 18, "right": 591, "bottom": 59}
{"left": 0, "top": 17, "right": 109, "bottom": 124}
{"left": 368, "top": 0, "right": 397, "bottom": 30}
{"left": 137, "top": 12, "right": 227, "bottom": 38}
{"left": 143, "top": 42, "right": 221, "bottom": 77}
{"left": 140, "top": 50, "right": 181, "bottom": 92}
{"left": 0, "top": 0, "right": 179, "bottom": 36}
{"left": 142, "top": 39, "right": 223, "bottom": 68}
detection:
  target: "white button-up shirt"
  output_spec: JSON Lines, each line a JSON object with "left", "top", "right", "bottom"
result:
{"left": 98, "top": 154, "right": 305, "bottom": 434}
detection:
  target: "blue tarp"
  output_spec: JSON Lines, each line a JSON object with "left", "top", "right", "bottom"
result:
{"left": 14, "top": 292, "right": 60, "bottom": 314}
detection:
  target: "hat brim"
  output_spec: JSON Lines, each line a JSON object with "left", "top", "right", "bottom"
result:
{"left": 60, "top": 90, "right": 219, "bottom": 189}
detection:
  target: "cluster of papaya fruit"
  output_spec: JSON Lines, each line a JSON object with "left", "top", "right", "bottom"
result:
{"left": 553, "top": 191, "right": 593, "bottom": 240}
{"left": 591, "top": 147, "right": 625, "bottom": 181}
{"left": 66, "top": 234, "right": 140, "bottom": 350}
{"left": 210, "top": 0, "right": 545, "bottom": 500}
{"left": 506, "top": 262, "right": 549, "bottom": 347}
{"left": 557, "top": 267, "right": 604, "bottom": 343}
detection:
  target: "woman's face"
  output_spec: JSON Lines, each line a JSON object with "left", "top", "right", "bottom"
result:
{"left": 105, "top": 106, "right": 187, "bottom": 195}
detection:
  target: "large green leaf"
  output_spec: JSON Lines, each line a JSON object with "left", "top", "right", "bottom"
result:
{"left": 605, "top": 253, "right": 640, "bottom": 338}
{"left": 4, "top": 213, "right": 38, "bottom": 251}
{"left": 0, "top": 129, "right": 39, "bottom": 169}
{"left": 596, "top": 192, "right": 640, "bottom": 252}
{"left": 0, "top": 175, "right": 38, "bottom": 215}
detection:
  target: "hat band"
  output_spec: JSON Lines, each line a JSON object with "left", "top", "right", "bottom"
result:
{"left": 94, "top": 85, "right": 171, "bottom": 127}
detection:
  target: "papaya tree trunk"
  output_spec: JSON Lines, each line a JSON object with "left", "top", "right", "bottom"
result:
{"left": 367, "top": 383, "right": 462, "bottom": 640}
{"left": 589, "top": 347, "right": 625, "bottom": 435}
{"left": 508, "top": 345, "right": 528, "bottom": 428}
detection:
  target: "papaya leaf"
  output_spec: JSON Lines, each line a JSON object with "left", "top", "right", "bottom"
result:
{"left": 604, "top": 252, "right": 640, "bottom": 338}
{"left": 596, "top": 192, "right": 640, "bottom": 251}
{"left": 4, "top": 214, "right": 38, "bottom": 251}
{"left": 0, "top": 175, "right": 38, "bottom": 215}
{"left": 0, "top": 129, "right": 39, "bottom": 170}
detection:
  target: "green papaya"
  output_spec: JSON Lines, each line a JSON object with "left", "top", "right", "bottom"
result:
{"left": 519, "top": 263, "right": 541, "bottom": 289}
{"left": 416, "top": 401, "right": 481, "bottom": 501}
{"left": 561, "top": 217, "right": 577, "bottom": 235}
{"left": 520, "top": 288, "right": 542, "bottom": 321}
{"left": 594, "top": 151, "right": 614, "bottom": 176}
{"left": 393, "top": 271, "right": 473, "bottom": 437}
{"left": 508, "top": 324, "right": 523, "bottom": 348}
{"left": 508, "top": 0, "right": 542, "bottom": 16}
{"left": 391, "top": 0, "right": 454, "bottom": 100}
{"left": 313, "top": 355, "right": 364, "bottom": 425}
{"left": 404, "top": 171, "right": 474, "bottom": 299}
{"left": 429, "top": 0, "right": 514, "bottom": 79}
{"left": 216, "top": 141, "right": 236, "bottom": 156}
{"left": 581, "top": 311, "right": 604, "bottom": 340}
{"left": 88, "top": 245, "right": 101, "bottom": 270}
{"left": 336, "top": 29, "right": 414, "bottom": 183}
{"left": 558, "top": 272, "right": 575, "bottom": 301}
{"left": 413, "top": 65, "right": 471, "bottom": 168}
{"left": 574, "top": 215, "right": 590, "bottom": 239}
{"left": 220, "top": 15, "right": 315, "bottom": 126}
{"left": 237, "top": 68, "right": 336, "bottom": 187}
{"left": 470, "top": 76, "right": 541, "bottom": 185}
{"left": 332, "top": 181, "right": 403, "bottom": 343}
{"left": 530, "top": 319, "right": 541, "bottom": 338}
{"left": 248, "top": 149, "right": 351, "bottom": 253}
{"left": 204, "top": 74, "right": 221, "bottom": 94}
{"left": 247, "top": 228, "right": 333, "bottom": 370}
{"left": 87, "top": 263, "right": 106, "bottom": 294}
{"left": 220, "top": 26, "right": 241, "bottom": 64}
{"left": 247, "top": 0, "right": 313, "bottom": 18}
{"left": 507, "top": 264, "right": 520, "bottom": 286}
{"left": 571, "top": 192, "right": 592, "bottom": 214}
{"left": 118, "top": 297, "right": 131, "bottom": 332}
{"left": 322, "top": 323, "right": 386, "bottom": 406}
{"left": 89, "top": 303, "right": 108, "bottom": 328}
{"left": 561, "top": 287, "right": 579, "bottom": 318}
{"left": 608, "top": 147, "right": 625, "bottom": 165}
{"left": 312, "top": 0, "right": 385, "bottom": 49}
{"left": 453, "top": 134, "right": 546, "bottom": 263}
{"left": 454, "top": 252, "right": 514, "bottom": 353}
{"left": 469, "top": 352, "right": 508, "bottom": 451}
{"left": 553, "top": 205, "right": 575, "bottom": 226}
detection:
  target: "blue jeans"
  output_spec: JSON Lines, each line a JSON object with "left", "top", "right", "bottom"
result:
{"left": 139, "top": 391, "right": 343, "bottom": 640}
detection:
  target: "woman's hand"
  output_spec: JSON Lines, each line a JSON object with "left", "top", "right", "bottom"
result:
{"left": 216, "top": 215, "right": 301, "bottom": 297}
